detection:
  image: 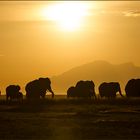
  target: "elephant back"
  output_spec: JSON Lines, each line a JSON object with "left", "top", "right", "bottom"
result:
{"left": 25, "top": 80, "right": 39, "bottom": 92}
{"left": 25, "top": 80, "right": 40, "bottom": 98}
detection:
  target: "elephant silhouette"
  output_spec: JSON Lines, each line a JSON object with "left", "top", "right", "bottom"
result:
{"left": 67, "top": 80, "right": 96, "bottom": 99}
{"left": 67, "top": 86, "right": 77, "bottom": 98}
{"left": 99, "top": 82, "right": 123, "bottom": 98}
{"left": 25, "top": 77, "right": 54, "bottom": 99}
{"left": 6, "top": 85, "right": 23, "bottom": 102}
{"left": 125, "top": 79, "right": 140, "bottom": 97}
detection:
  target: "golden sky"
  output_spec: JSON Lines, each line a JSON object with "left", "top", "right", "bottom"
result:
{"left": 0, "top": 1, "right": 140, "bottom": 93}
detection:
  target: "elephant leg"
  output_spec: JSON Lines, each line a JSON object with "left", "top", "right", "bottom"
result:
{"left": 41, "top": 95, "right": 46, "bottom": 99}
{"left": 19, "top": 95, "right": 23, "bottom": 103}
{"left": 48, "top": 88, "right": 54, "bottom": 98}
{"left": 52, "top": 92, "right": 54, "bottom": 98}
{"left": 6, "top": 95, "right": 8, "bottom": 102}
{"left": 10, "top": 96, "right": 12, "bottom": 103}
{"left": 94, "top": 94, "right": 97, "bottom": 100}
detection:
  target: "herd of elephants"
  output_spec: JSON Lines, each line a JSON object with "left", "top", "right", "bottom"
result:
{"left": 4, "top": 77, "right": 140, "bottom": 102}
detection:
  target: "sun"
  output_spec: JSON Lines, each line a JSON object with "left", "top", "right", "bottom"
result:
{"left": 41, "top": 2, "right": 89, "bottom": 31}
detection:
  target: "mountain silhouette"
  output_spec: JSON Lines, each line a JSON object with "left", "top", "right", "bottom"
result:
{"left": 51, "top": 60, "right": 140, "bottom": 94}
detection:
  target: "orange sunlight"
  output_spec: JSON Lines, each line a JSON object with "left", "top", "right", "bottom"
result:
{"left": 41, "top": 2, "right": 90, "bottom": 31}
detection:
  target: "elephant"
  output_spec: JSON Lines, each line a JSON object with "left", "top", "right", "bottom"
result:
{"left": 6, "top": 85, "right": 23, "bottom": 102}
{"left": 125, "top": 79, "right": 140, "bottom": 97}
{"left": 25, "top": 77, "right": 54, "bottom": 99}
{"left": 67, "top": 80, "right": 96, "bottom": 99}
{"left": 99, "top": 82, "right": 123, "bottom": 98}
{"left": 67, "top": 86, "right": 77, "bottom": 98}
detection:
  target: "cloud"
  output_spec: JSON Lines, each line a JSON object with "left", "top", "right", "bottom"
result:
{"left": 123, "top": 10, "right": 140, "bottom": 17}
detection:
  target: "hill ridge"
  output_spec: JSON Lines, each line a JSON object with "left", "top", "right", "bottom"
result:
{"left": 51, "top": 61, "right": 140, "bottom": 94}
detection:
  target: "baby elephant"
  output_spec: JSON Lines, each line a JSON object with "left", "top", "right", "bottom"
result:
{"left": 6, "top": 85, "right": 23, "bottom": 102}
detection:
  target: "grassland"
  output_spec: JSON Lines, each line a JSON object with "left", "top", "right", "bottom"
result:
{"left": 0, "top": 95, "right": 140, "bottom": 140}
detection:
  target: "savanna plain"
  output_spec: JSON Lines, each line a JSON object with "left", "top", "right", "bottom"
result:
{"left": 0, "top": 95, "right": 140, "bottom": 140}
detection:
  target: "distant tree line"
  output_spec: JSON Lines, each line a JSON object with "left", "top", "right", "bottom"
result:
{"left": 1, "top": 78, "right": 140, "bottom": 102}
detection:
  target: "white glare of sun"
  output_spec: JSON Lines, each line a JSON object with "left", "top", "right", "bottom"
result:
{"left": 41, "top": 2, "right": 90, "bottom": 31}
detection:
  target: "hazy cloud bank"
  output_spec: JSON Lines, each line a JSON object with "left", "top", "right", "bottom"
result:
{"left": 123, "top": 10, "right": 140, "bottom": 17}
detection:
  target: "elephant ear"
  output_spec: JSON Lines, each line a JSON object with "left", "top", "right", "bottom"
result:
{"left": 45, "top": 78, "right": 51, "bottom": 84}
{"left": 16, "top": 85, "right": 20, "bottom": 91}
{"left": 116, "top": 82, "right": 120, "bottom": 87}
{"left": 90, "top": 80, "right": 95, "bottom": 86}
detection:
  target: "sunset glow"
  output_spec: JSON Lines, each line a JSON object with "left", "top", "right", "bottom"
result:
{"left": 41, "top": 2, "right": 90, "bottom": 31}
{"left": 0, "top": 1, "right": 140, "bottom": 94}
{"left": 0, "top": 1, "right": 140, "bottom": 139}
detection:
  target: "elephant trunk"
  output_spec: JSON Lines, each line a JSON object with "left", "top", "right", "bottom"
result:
{"left": 119, "top": 87, "right": 124, "bottom": 97}
{"left": 93, "top": 90, "right": 97, "bottom": 99}
{"left": 48, "top": 86, "right": 54, "bottom": 98}
{"left": 51, "top": 90, "right": 54, "bottom": 98}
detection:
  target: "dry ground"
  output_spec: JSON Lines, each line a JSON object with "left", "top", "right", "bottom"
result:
{"left": 0, "top": 96, "right": 140, "bottom": 140}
